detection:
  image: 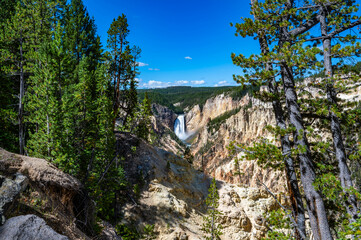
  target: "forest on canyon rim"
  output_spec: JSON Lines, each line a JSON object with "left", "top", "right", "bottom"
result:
{"left": 1, "top": 0, "right": 361, "bottom": 239}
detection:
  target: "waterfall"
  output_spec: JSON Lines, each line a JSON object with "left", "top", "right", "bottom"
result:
{"left": 174, "top": 114, "right": 188, "bottom": 140}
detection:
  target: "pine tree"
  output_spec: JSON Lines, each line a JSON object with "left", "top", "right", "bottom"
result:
{"left": 314, "top": 0, "right": 360, "bottom": 224}
{"left": 123, "top": 46, "right": 141, "bottom": 127}
{"left": 0, "top": 0, "right": 19, "bottom": 152}
{"left": 3, "top": 0, "right": 34, "bottom": 155}
{"left": 231, "top": 0, "right": 323, "bottom": 238}
{"left": 202, "top": 178, "right": 223, "bottom": 240}
{"left": 64, "top": 0, "right": 100, "bottom": 64}
{"left": 184, "top": 146, "right": 193, "bottom": 164}
{"left": 134, "top": 92, "right": 153, "bottom": 141}
{"left": 233, "top": 0, "right": 361, "bottom": 238}
{"left": 1, "top": 0, "right": 58, "bottom": 154}
{"left": 107, "top": 14, "right": 140, "bottom": 128}
{"left": 26, "top": 22, "right": 74, "bottom": 168}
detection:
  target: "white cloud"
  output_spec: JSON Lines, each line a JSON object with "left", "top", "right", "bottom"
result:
{"left": 137, "top": 62, "right": 149, "bottom": 67}
{"left": 214, "top": 80, "right": 228, "bottom": 87}
{"left": 191, "top": 80, "right": 205, "bottom": 85}
{"left": 142, "top": 80, "right": 170, "bottom": 89}
{"left": 148, "top": 68, "right": 160, "bottom": 71}
{"left": 175, "top": 80, "right": 189, "bottom": 85}
{"left": 140, "top": 79, "right": 206, "bottom": 89}
{"left": 184, "top": 56, "right": 192, "bottom": 60}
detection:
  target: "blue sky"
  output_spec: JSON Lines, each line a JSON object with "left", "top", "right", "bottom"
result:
{"left": 85, "top": 0, "right": 259, "bottom": 88}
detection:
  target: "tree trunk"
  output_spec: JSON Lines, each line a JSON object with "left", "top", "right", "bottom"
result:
{"left": 250, "top": 1, "right": 306, "bottom": 238}
{"left": 281, "top": 61, "right": 332, "bottom": 240}
{"left": 320, "top": 5, "right": 359, "bottom": 222}
{"left": 19, "top": 33, "right": 25, "bottom": 155}
{"left": 46, "top": 90, "right": 50, "bottom": 157}
{"left": 276, "top": 1, "right": 333, "bottom": 238}
{"left": 112, "top": 38, "right": 124, "bottom": 128}
{"left": 211, "top": 196, "right": 215, "bottom": 240}
{"left": 270, "top": 79, "right": 307, "bottom": 240}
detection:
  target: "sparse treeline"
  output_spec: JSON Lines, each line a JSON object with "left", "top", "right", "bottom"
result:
{"left": 0, "top": 0, "right": 150, "bottom": 222}
{"left": 232, "top": 0, "right": 361, "bottom": 239}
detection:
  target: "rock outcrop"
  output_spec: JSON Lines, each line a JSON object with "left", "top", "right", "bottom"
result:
{"left": 150, "top": 104, "right": 185, "bottom": 155}
{"left": 186, "top": 93, "right": 244, "bottom": 133}
{"left": 0, "top": 174, "right": 28, "bottom": 224}
{"left": 186, "top": 94, "right": 286, "bottom": 193}
{"left": 152, "top": 103, "right": 178, "bottom": 130}
{"left": 116, "top": 133, "right": 279, "bottom": 240}
{"left": 0, "top": 148, "right": 94, "bottom": 239}
{"left": 0, "top": 214, "right": 69, "bottom": 240}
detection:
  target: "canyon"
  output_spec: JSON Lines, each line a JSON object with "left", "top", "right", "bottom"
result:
{"left": 171, "top": 92, "right": 285, "bottom": 193}
{"left": 0, "top": 89, "right": 287, "bottom": 240}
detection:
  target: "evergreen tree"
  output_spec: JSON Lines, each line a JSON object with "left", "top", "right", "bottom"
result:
{"left": 232, "top": 0, "right": 311, "bottom": 237}
{"left": 231, "top": 0, "right": 323, "bottom": 238}
{"left": 123, "top": 46, "right": 141, "bottom": 127}
{"left": 0, "top": 0, "right": 138, "bottom": 225}
{"left": 134, "top": 92, "right": 153, "bottom": 141}
{"left": 1, "top": 0, "right": 58, "bottom": 154}
{"left": 64, "top": 0, "right": 100, "bottom": 64}
{"left": 202, "top": 178, "right": 223, "bottom": 240}
{"left": 107, "top": 14, "right": 140, "bottom": 129}
{"left": 232, "top": 0, "right": 361, "bottom": 238}
{"left": 0, "top": 0, "right": 19, "bottom": 152}
{"left": 184, "top": 146, "right": 193, "bottom": 164}
{"left": 26, "top": 22, "right": 74, "bottom": 167}
{"left": 313, "top": 0, "right": 360, "bottom": 224}
{"left": 3, "top": 0, "right": 35, "bottom": 155}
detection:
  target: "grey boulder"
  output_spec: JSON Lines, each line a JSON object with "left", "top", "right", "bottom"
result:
{"left": 0, "top": 214, "right": 69, "bottom": 240}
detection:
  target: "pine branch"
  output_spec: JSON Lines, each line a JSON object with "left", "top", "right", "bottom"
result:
{"left": 289, "top": 14, "right": 320, "bottom": 37}
{"left": 256, "top": 178, "right": 307, "bottom": 240}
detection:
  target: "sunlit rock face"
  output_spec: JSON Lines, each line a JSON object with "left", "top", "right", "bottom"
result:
{"left": 185, "top": 92, "right": 286, "bottom": 193}
{"left": 185, "top": 94, "right": 241, "bottom": 133}
{"left": 116, "top": 133, "right": 280, "bottom": 240}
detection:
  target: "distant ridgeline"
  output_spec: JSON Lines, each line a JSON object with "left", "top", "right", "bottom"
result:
{"left": 137, "top": 85, "right": 259, "bottom": 113}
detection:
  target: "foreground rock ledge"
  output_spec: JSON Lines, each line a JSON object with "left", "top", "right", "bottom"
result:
{"left": 0, "top": 148, "right": 94, "bottom": 237}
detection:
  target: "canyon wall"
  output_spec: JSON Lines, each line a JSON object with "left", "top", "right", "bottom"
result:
{"left": 116, "top": 133, "right": 281, "bottom": 240}
{"left": 185, "top": 93, "right": 248, "bottom": 133}
{"left": 185, "top": 94, "right": 286, "bottom": 193}
{"left": 151, "top": 103, "right": 185, "bottom": 155}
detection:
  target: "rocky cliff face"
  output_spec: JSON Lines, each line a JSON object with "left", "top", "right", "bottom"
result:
{"left": 116, "top": 133, "right": 280, "bottom": 240}
{"left": 185, "top": 94, "right": 247, "bottom": 133}
{"left": 184, "top": 94, "right": 286, "bottom": 193}
{"left": 152, "top": 103, "right": 178, "bottom": 130}
{"left": 151, "top": 104, "right": 186, "bottom": 155}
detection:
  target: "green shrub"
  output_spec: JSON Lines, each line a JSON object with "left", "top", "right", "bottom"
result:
{"left": 116, "top": 224, "right": 140, "bottom": 240}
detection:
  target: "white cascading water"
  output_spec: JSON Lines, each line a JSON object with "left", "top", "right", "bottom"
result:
{"left": 174, "top": 114, "right": 188, "bottom": 141}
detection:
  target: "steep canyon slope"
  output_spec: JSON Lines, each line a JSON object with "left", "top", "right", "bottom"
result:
{"left": 116, "top": 133, "right": 280, "bottom": 240}
{"left": 184, "top": 93, "right": 286, "bottom": 193}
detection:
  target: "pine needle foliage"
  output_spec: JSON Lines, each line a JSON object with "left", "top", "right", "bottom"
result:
{"left": 202, "top": 178, "right": 223, "bottom": 240}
